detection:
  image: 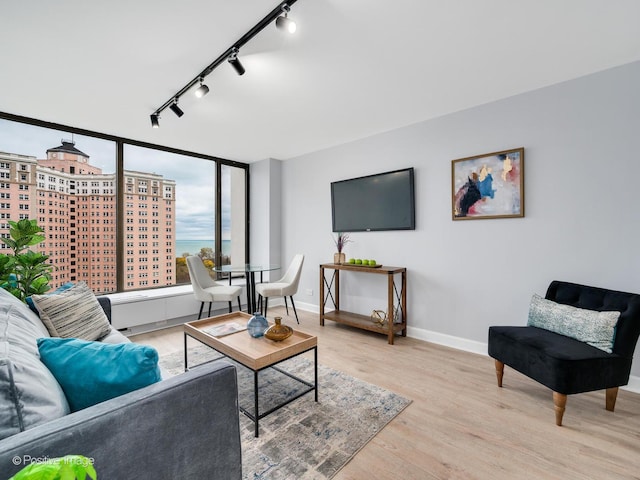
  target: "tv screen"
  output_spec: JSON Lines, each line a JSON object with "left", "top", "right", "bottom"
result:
{"left": 331, "top": 168, "right": 415, "bottom": 232}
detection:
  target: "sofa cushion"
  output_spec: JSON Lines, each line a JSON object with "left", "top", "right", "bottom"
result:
{"left": 37, "top": 338, "right": 162, "bottom": 412}
{"left": 31, "top": 282, "right": 112, "bottom": 341}
{"left": 0, "top": 289, "right": 50, "bottom": 356}
{"left": 527, "top": 294, "right": 619, "bottom": 353}
{"left": 0, "top": 288, "right": 50, "bottom": 344}
{"left": 99, "top": 328, "right": 131, "bottom": 344}
{"left": 0, "top": 289, "right": 70, "bottom": 441}
{"left": 0, "top": 346, "right": 71, "bottom": 441}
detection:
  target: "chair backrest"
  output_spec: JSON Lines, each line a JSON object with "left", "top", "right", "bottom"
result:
{"left": 280, "top": 254, "right": 305, "bottom": 291}
{"left": 186, "top": 255, "right": 217, "bottom": 300}
{"left": 546, "top": 280, "right": 640, "bottom": 359}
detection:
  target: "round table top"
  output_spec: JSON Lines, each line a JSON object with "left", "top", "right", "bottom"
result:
{"left": 214, "top": 264, "right": 280, "bottom": 273}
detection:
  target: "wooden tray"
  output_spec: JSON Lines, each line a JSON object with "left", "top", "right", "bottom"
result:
{"left": 340, "top": 263, "right": 382, "bottom": 268}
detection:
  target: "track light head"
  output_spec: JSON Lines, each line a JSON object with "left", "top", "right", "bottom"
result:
{"left": 276, "top": 5, "right": 296, "bottom": 33}
{"left": 229, "top": 58, "right": 245, "bottom": 76}
{"left": 228, "top": 48, "right": 246, "bottom": 76}
{"left": 194, "top": 77, "right": 210, "bottom": 98}
{"left": 150, "top": 0, "right": 302, "bottom": 126}
{"left": 169, "top": 100, "right": 184, "bottom": 117}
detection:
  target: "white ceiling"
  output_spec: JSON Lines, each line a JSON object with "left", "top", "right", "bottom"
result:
{"left": 2, "top": 0, "right": 640, "bottom": 163}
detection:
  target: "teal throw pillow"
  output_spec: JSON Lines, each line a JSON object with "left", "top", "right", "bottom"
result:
{"left": 37, "top": 337, "right": 162, "bottom": 412}
{"left": 527, "top": 294, "right": 619, "bottom": 353}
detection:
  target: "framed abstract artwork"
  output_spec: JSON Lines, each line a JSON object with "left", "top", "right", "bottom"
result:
{"left": 451, "top": 147, "right": 524, "bottom": 220}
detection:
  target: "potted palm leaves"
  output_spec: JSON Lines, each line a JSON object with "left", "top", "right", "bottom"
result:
{"left": 0, "top": 219, "right": 53, "bottom": 301}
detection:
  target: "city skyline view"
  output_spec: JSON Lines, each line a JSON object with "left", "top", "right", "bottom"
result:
{"left": 0, "top": 118, "right": 229, "bottom": 240}
{"left": 0, "top": 141, "right": 177, "bottom": 292}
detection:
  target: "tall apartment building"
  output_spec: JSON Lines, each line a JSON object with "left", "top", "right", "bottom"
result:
{"left": 0, "top": 140, "right": 176, "bottom": 293}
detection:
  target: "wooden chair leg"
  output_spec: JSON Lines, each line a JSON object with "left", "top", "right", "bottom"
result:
{"left": 494, "top": 360, "right": 504, "bottom": 387}
{"left": 198, "top": 302, "right": 204, "bottom": 320}
{"left": 553, "top": 392, "right": 567, "bottom": 426}
{"left": 606, "top": 387, "right": 618, "bottom": 412}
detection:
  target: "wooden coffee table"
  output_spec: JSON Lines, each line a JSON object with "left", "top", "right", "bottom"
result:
{"left": 183, "top": 311, "right": 318, "bottom": 437}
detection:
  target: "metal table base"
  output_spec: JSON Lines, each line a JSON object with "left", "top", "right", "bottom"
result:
{"left": 184, "top": 333, "right": 318, "bottom": 437}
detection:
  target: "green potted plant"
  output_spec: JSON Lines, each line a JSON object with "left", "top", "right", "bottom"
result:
{"left": 0, "top": 219, "right": 53, "bottom": 301}
{"left": 333, "top": 232, "right": 352, "bottom": 264}
{"left": 9, "top": 455, "right": 96, "bottom": 480}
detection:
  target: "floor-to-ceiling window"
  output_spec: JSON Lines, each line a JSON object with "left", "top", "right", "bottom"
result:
{"left": 0, "top": 113, "right": 249, "bottom": 294}
{"left": 123, "top": 144, "right": 216, "bottom": 289}
{"left": 0, "top": 118, "right": 117, "bottom": 294}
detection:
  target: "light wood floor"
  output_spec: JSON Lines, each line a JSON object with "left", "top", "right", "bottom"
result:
{"left": 132, "top": 307, "right": 640, "bottom": 480}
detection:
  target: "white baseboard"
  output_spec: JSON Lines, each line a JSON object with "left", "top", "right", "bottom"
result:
{"left": 407, "top": 325, "right": 640, "bottom": 394}
{"left": 625, "top": 376, "right": 640, "bottom": 394}
{"left": 295, "top": 300, "right": 319, "bottom": 314}
{"left": 406, "top": 326, "right": 488, "bottom": 356}
{"left": 295, "top": 304, "right": 640, "bottom": 394}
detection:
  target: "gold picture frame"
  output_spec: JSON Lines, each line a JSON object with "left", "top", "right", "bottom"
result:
{"left": 451, "top": 147, "right": 524, "bottom": 220}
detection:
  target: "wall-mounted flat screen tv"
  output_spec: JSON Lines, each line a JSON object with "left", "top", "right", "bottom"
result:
{"left": 331, "top": 167, "right": 415, "bottom": 232}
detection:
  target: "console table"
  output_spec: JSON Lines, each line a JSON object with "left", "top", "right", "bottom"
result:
{"left": 319, "top": 263, "right": 407, "bottom": 344}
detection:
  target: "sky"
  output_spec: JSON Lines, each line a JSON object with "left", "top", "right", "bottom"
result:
{"left": 0, "top": 118, "right": 238, "bottom": 239}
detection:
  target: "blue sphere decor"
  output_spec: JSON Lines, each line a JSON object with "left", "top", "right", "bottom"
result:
{"left": 247, "top": 312, "right": 268, "bottom": 338}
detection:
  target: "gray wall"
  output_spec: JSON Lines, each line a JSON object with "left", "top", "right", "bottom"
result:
{"left": 275, "top": 61, "right": 640, "bottom": 377}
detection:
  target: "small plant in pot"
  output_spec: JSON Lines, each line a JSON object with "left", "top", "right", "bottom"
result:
{"left": 333, "top": 232, "right": 352, "bottom": 264}
{"left": 0, "top": 219, "right": 53, "bottom": 301}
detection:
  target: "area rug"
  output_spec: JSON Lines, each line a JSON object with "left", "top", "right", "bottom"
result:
{"left": 160, "top": 344, "right": 411, "bottom": 479}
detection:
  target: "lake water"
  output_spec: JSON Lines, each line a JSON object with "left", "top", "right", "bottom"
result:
{"left": 175, "top": 239, "right": 231, "bottom": 257}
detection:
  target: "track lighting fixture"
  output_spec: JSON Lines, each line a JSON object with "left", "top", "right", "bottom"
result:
{"left": 276, "top": 4, "right": 297, "bottom": 33}
{"left": 169, "top": 100, "right": 184, "bottom": 118}
{"left": 149, "top": 0, "right": 301, "bottom": 128}
{"left": 194, "top": 77, "right": 210, "bottom": 98}
{"left": 228, "top": 48, "right": 246, "bottom": 76}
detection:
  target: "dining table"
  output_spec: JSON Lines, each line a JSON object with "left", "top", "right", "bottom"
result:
{"left": 214, "top": 264, "right": 280, "bottom": 314}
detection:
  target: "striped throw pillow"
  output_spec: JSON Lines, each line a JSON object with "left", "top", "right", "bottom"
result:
{"left": 31, "top": 282, "right": 112, "bottom": 341}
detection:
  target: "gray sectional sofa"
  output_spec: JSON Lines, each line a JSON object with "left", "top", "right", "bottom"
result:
{"left": 0, "top": 287, "right": 242, "bottom": 479}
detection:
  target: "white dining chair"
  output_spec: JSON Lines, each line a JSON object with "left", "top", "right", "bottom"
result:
{"left": 186, "top": 256, "right": 242, "bottom": 319}
{"left": 256, "top": 254, "right": 304, "bottom": 324}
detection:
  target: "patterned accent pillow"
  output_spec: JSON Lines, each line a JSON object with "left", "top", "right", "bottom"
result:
{"left": 31, "top": 282, "right": 112, "bottom": 341}
{"left": 25, "top": 282, "right": 75, "bottom": 314}
{"left": 527, "top": 294, "right": 619, "bottom": 353}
